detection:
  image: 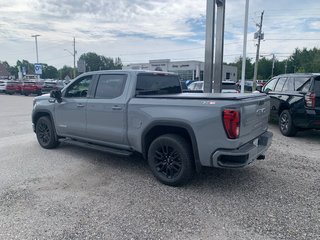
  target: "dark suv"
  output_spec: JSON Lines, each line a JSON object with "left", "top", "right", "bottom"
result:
{"left": 263, "top": 73, "right": 320, "bottom": 136}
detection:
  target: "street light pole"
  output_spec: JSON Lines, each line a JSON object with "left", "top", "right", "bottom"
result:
{"left": 64, "top": 37, "right": 77, "bottom": 78}
{"left": 31, "top": 34, "right": 40, "bottom": 63}
{"left": 241, "top": 0, "right": 249, "bottom": 93}
{"left": 203, "top": 0, "right": 216, "bottom": 93}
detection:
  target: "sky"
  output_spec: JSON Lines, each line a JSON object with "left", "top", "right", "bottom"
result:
{"left": 0, "top": 0, "right": 320, "bottom": 69}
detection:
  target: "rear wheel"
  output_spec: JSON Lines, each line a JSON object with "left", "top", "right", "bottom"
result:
{"left": 36, "top": 116, "right": 59, "bottom": 149}
{"left": 147, "top": 134, "right": 194, "bottom": 186}
{"left": 279, "top": 110, "right": 297, "bottom": 137}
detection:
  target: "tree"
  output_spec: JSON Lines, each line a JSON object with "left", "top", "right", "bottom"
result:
{"left": 79, "top": 52, "right": 123, "bottom": 72}
{"left": 228, "top": 57, "right": 254, "bottom": 80}
{"left": 58, "top": 65, "right": 74, "bottom": 79}
{"left": 42, "top": 65, "right": 58, "bottom": 79}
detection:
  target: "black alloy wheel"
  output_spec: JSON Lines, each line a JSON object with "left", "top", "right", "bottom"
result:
{"left": 36, "top": 116, "right": 60, "bottom": 149}
{"left": 279, "top": 110, "right": 297, "bottom": 137}
{"left": 148, "top": 134, "right": 194, "bottom": 186}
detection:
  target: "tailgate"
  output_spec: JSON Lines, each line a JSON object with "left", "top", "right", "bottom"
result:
{"left": 238, "top": 95, "right": 270, "bottom": 141}
{"left": 314, "top": 77, "right": 320, "bottom": 110}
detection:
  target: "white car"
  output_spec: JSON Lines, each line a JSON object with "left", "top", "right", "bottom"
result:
{"left": 0, "top": 80, "right": 8, "bottom": 93}
{"left": 188, "top": 80, "right": 239, "bottom": 93}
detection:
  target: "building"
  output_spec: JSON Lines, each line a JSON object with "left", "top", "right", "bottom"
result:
{"left": 122, "top": 59, "right": 238, "bottom": 81}
{"left": 0, "top": 63, "right": 12, "bottom": 79}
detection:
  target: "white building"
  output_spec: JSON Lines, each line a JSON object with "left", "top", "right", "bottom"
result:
{"left": 122, "top": 59, "right": 238, "bottom": 81}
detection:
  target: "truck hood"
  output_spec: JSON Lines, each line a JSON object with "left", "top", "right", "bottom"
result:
{"left": 34, "top": 93, "right": 50, "bottom": 101}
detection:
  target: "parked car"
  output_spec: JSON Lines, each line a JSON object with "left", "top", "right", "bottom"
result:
{"left": 262, "top": 73, "right": 320, "bottom": 136}
{"left": 5, "top": 81, "right": 22, "bottom": 95}
{"left": 0, "top": 80, "right": 8, "bottom": 93}
{"left": 188, "top": 80, "right": 239, "bottom": 93}
{"left": 21, "top": 81, "right": 43, "bottom": 96}
{"left": 32, "top": 70, "right": 272, "bottom": 186}
{"left": 41, "top": 80, "right": 65, "bottom": 94}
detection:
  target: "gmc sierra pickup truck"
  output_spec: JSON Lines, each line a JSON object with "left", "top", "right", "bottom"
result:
{"left": 32, "top": 70, "right": 273, "bottom": 186}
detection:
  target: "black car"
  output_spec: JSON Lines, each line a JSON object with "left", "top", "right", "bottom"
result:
{"left": 263, "top": 73, "right": 320, "bottom": 136}
{"left": 41, "top": 80, "right": 65, "bottom": 94}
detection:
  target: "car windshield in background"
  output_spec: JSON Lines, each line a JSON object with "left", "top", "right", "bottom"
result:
{"left": 136, "top": 73, "right": 181, "bottom": 95}
{"left": 222, "top": 82, "right": 237, "bottom": 90}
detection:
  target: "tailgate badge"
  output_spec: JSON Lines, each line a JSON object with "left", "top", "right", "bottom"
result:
{"left": 256, "top": 108, "right": 266, "bottom": 116}
{"left": 202, "top": 101, "right": 216, "bottom": 105}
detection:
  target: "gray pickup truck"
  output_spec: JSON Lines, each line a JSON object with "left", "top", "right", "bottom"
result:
{"left": 32, "top": 70, "right": 272, "bottom": 186}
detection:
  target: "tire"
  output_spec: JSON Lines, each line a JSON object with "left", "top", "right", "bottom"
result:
{"left": 279, "top": 110, "right": 297, "bottom": 137}
{"left": 147, "top": 134, "right": 194, "bottom": 186}
{"left": 35, "top": 116, "right": 60, "bottom": 149}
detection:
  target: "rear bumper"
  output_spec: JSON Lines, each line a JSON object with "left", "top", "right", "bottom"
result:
{"left": 211, "top": 131, "right": 273, "bottom": 168}
{"left": 304, "top": 110, "right": 320, "bottom": 129}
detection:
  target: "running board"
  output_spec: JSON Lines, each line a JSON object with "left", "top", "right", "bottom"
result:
{"left": 59, "top": 138, "right": 133, "bottom": 157}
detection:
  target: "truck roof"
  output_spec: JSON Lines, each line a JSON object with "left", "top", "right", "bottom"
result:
{"left": 78, "top": 70, "right": 178, "bottom": 77}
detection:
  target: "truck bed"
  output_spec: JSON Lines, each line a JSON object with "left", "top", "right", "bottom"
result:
{"left": 136, "top": 92, "right": 268, "bottom": 100}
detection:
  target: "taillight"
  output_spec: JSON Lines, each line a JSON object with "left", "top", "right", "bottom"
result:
{"left": 305, "top": 92, "right": 316, "bottom": 108}
{"left": 223, "top": 109, "right": 240, "bottom": 139}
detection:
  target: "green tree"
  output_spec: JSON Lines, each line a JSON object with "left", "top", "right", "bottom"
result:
{"left": 228, "top": 57, "right": 254, "bottom": 80}
{"left": 58, "top": 65, "right": 74, "bottom": 79}
{"left": 79, "top": 52, "right": 123, "bottom": 71}
{"left": 42, "top": 65, "right": 59, "bottom": 79}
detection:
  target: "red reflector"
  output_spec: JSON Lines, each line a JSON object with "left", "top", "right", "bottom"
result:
{"left": 223, "top": 109, "right": 240, "bottom": 139}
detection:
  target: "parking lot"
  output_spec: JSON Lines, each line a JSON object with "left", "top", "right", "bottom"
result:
{"left": 0, "top": 94, "right": 319, "bottom": 240}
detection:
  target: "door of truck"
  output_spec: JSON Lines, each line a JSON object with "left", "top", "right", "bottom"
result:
{"left": 54, "top": 74, "right": 94, "bottom": 138}
{"left": 86, "top": 74, "right": 128, "bottom": 146}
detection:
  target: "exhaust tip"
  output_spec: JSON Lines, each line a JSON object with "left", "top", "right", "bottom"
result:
{"left": 257, "top": 155, "right": 265, "bottom": 160}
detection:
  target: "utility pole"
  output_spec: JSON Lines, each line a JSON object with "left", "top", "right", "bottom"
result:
{"left": 64, "top": 37, "right": 77, "bottom": 78}
{"left": 31, "top": 34, "right": 40, "bottom": 63}
{"left": 271, "top": 53, "right": 275, "bottom": 78}
{"left": 73, "top": 37, "right": 76, "bottom": 78}
{"left": 252, "top": 11, "right": 264, "bottom": 91}
{"left": 285, "top": 60, "right": 288, "bottom": 74}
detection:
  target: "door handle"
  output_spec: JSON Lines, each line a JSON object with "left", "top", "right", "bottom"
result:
{"left": 112, "top": 105, "right": 122, "bottom": 110}
{"left": 77, "top": 103, "right": 85, "bottom": 108}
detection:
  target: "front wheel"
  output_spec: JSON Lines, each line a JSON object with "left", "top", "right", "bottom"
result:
{"left": 147, "top": 134, "right": 194, "bottom": 186}
{"left": 279, "top": 110, "right": 297, "bottom": 137}
{"left": 36, "top": 116, "right": 60, "bottom": 149}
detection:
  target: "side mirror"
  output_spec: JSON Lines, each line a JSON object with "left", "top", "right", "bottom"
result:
{"left": 50, "top": 90, "right": 62, "bottom": 103}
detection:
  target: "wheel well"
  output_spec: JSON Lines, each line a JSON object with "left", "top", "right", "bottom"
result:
{"left": 144, "top": 126, "right": 192, "bottom": 157}
{"left": 33, "top": 112, "right": 51, "bottom": 125}
{"left": 278, "top": 105, "right": 289, "bottom": 116}
{"left": 142, "top": 125, "right": 202, "bottom": 172}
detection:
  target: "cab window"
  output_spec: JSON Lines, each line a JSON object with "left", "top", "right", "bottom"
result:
{"left": 274, "top": 77, "right": 287, "bottom": 92}
{"left": 94, "top": 74, "right": 127, "bottom": 99}
{"left": 282, "top": 77, "right": 294, "bottom": 92}
{"left": 65, "top": 75, "right": 92, "bottom": 98}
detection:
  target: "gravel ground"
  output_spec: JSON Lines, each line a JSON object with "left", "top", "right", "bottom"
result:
{"left": 0, "top": 94, "right": 319, "bottom": 240}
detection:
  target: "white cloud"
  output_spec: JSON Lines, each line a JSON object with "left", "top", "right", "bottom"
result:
{"left": 0, "top": 0, "right": 319, "bottom": 68}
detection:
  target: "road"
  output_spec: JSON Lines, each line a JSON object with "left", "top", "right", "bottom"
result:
{"left": 0, "top": 94, "right": 319, "bottom": 240}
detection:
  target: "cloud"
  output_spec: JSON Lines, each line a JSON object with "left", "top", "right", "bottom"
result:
{"left": 0, "top": 0, "right": 320, "bottom": 68}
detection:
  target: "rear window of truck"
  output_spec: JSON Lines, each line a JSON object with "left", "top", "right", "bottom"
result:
{"left": 136, "top": 73, "right": 182, "bottom": 95}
